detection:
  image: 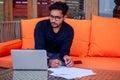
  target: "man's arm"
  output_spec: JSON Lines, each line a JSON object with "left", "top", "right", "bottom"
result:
{"left": 60, "top": 27, "right": 74, "bottom": 67}
{"left": 34, "top": 22, "right": 45, "bottom": 49}
{"left": 60, "top": 27, "right": 74, "bottom": 59}
{"left": 62, "top": 28, "right": 74, "bottom": 66}
{"left": 63, "top": 55, "right": 73, "bottom": 67}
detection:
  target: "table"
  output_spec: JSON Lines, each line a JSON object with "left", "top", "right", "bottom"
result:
{"left": 0, "top": 68, "right": 120, "bottom": 80}
{"left": 0, "top": 68, "right": 67, "bottom": 80}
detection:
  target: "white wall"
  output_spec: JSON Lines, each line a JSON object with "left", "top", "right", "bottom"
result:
{"left": 99, "top": 0, "right": 115, "bottom": 17}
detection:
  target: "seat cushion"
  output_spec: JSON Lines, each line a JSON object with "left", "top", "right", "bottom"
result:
{"left": 72, "top": 56, "right": 120, "bottom": 71}
{"left": 0, "top": 55, "right": 12, "bottom": 68}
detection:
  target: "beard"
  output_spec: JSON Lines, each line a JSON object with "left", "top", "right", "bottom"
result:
{"left": 51, "top": 22, "right": 60, "bottom": 28}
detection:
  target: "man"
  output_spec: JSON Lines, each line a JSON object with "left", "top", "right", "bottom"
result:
{"left": 34, "top": 2, "right": 74, "bottom": 68}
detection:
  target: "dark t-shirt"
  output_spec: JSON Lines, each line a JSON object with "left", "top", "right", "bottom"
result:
{"left": 34, "top": 19, "right": 74, "bottom": 59}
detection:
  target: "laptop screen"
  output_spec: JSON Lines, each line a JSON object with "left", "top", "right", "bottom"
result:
{"left": 11, "top": 50, "right": 48, "bottom": 70}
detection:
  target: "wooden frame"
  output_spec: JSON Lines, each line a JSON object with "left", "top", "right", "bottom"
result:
{"left": 3, "top": 0, "right": 99, "bottom": 20}
{"left": 27, "top": 0, "right": 37, "bottom": 19}
{"left": 85, "top": 0, "right": 99, "bottom": 19}
{"left": 4, "top": 0, "right": 13, "bottom": 21}
{"left": 0, "top": 21, "right": 21, "bottom": 42}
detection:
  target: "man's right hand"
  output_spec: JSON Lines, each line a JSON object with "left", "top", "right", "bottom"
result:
{"left": 49, "top": 59, "right": 62, "bottom": 68}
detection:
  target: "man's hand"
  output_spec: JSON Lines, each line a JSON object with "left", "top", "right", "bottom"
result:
{"left": 49, "top": 59, "right": 62, "bottom": 68}
{"left": 63, "top": 55, "right": 73, "bottom": 67}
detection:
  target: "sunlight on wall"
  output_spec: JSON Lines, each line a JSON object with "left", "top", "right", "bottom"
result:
{"left": 99, "top": 0, "right": 115, "bottom": 17}
{"left": 0, "top": 0, "right": 4, "bottom": 21}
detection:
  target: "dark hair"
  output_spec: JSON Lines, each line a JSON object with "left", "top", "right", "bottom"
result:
{"left": 49, "top": 2, "right": 69, "bottom": 16}
{"left": 114, "top": 0, "right": 120, "bottom": 6}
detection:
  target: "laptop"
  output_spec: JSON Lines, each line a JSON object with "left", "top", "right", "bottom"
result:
{"left": 11, "top": 49, "right": 48, "bottom": 70}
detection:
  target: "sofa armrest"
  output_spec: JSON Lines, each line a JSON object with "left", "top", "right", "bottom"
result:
{"left": 0, "top": 39, "right": 22, "bottom": 57}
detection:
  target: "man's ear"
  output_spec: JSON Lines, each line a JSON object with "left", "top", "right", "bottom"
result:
{"left": 64, "top": 15, "right": 67, "bottom": 18}
{"left": 63, "top": 15, "right": 67, "bottom": 20}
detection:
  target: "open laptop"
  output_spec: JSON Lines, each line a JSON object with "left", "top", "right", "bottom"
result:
{"left": 11, "top": 49, "right": 48, "bottom": 70}
{"left": 11, "top": 49, "right": 48, "bottom": 80}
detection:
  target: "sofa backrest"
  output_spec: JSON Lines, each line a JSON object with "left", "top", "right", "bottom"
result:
{"left": 21, "top": 17, "right": 48, "bottom": 49}
{"left": 65, "top": 19, "right": 91, "bottom": 57}
{"left": 21, "top": 15, "right": 120, "bottom": 58}
{"left": 88, "top": 15, "right": 120, "bottom": 57}
{"left": 1, "top": 15, "right": 120, "bottom": 58}
{"left": 21, "top": 18, "right": 91, "bottom": 57}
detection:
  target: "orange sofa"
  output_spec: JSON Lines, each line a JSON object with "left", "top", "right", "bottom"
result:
{"left": 0, "top": 15, "right": 120, "bottom": 71}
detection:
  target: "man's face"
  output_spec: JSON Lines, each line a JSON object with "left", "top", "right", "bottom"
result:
{"left": 49, "top": 10, "right": 65, "bottom": 28}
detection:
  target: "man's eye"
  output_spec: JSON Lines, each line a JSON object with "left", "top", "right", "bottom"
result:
{"left": 56, "top": 17, "right": 61, "bottom": 19}
{"left": 50, "top": 15, "right": 54, "bottom": 18}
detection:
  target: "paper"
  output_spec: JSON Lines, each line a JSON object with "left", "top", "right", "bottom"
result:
{"left": 48, "top": 66, "right": 96, "bottom": 79}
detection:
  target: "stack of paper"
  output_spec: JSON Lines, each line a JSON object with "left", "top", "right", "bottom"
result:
{"left": 48, "top": 66, "right": 96, "bottom": 79}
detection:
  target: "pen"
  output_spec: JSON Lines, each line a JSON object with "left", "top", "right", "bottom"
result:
{"left": 49, "top": 55, "right": 55, "bottom": 59}
{"left": 49, "top": 55, "right": 61, "bottom": 65}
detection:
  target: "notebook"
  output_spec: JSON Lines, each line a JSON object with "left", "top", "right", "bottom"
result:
{"left": 11, "top": 49, "right": 48, "bottom": 70}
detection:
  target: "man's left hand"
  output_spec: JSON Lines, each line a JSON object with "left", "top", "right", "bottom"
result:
{"left": 63, "top": 55, "right": 73, "bottom": 67}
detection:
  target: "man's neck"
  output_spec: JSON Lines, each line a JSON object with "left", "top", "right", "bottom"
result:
{"left": 53, "top": 26, "right": 61, "bottom": 33}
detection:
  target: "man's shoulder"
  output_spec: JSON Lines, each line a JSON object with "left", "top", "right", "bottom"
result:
{"left": 35, "top": 19, "right": 50, "bottom": 29}
{"left": 63, "top": 22, "right": 74, "bottom": 31}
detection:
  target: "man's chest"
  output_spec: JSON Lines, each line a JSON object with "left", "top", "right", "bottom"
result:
{"left": 44, "top": 31, "right": 67, "bottom": 43}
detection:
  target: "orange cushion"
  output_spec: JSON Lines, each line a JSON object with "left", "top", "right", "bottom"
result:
{"left": 65, "top": 18, "right": 91, "bottom": 57}
{"left": 72, "top": 56, "right": 120, "bottom": 71}
{"left": 0, "top": 39, "right": 22, "bottom": 57}
{"left": 21, "top": 17, "right": 48, "bottom": 49}
{"left": 88, "top": 15, "right": 120, "bottom": 57}
{"left": 0, "top": 55, "right": 12, "bottom": 68}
